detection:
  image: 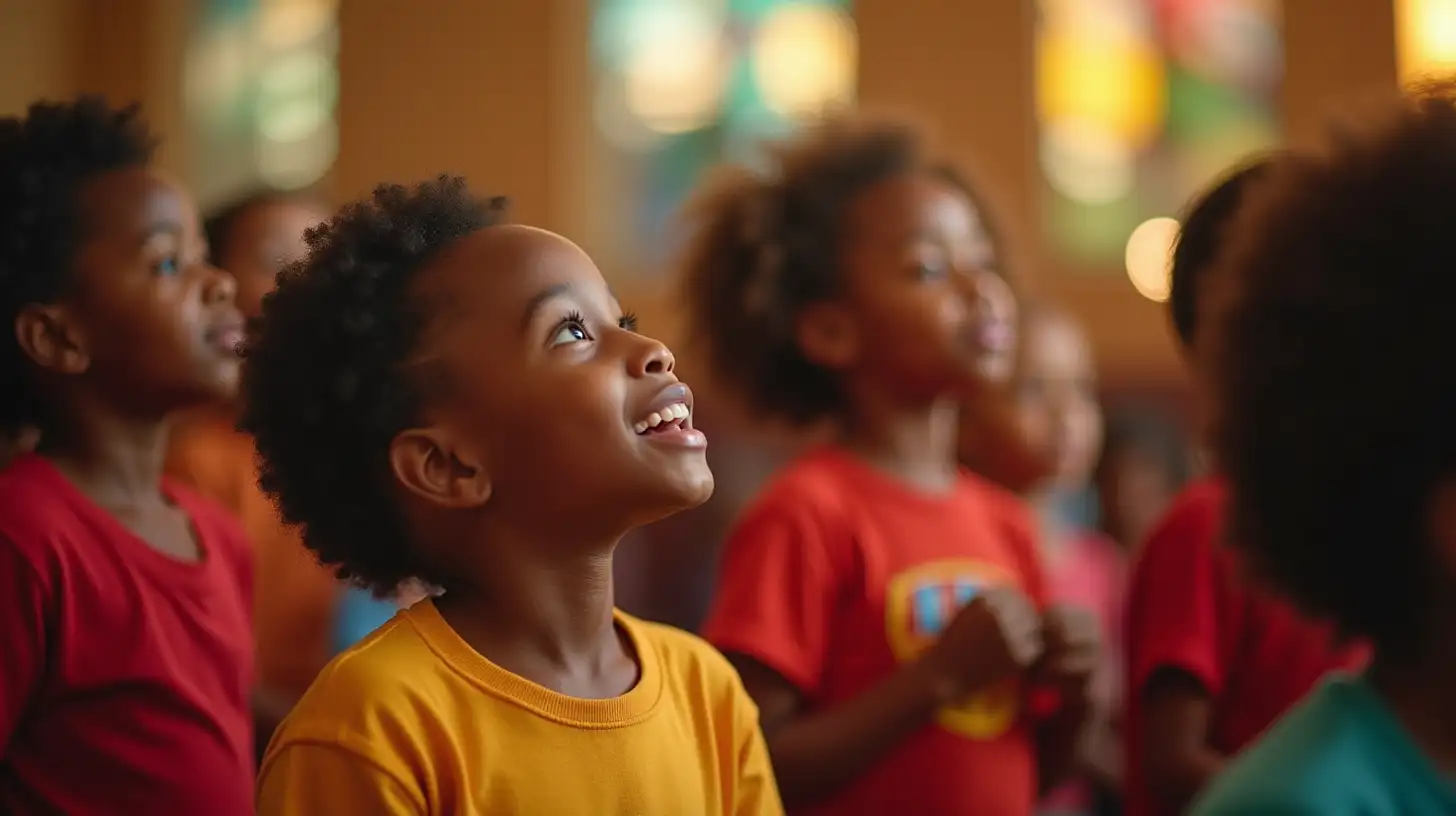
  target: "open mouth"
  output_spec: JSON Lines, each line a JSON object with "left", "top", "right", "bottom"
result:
{"left": 634, "top": 401, "right": 691, "bottom": 435}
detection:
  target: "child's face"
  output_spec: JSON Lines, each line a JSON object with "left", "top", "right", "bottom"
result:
{"left": 218, "top": 199, "right": 327, "bottom": 321}
{"left": 18, "top": 168, "right": 243, "bottom": 419}
{"left": 396, "top": 225, "right": 713, "bottom": 536}
{"left": 1014, "top": 313, "right": 1103, "bottom": 488}
{"left": 831, "top": 174, "right": 1016, "bottom": 400}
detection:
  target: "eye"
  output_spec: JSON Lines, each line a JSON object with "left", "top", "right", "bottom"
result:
{"left": 549, "top": 312, "right": 592, "bottom": 347}
{"left": 618, "top": 311, "right": 638, "bottom": 332}
{"left": 155, "top": 256, "right": 181, "bottom": 277}
{"left": 915, "top": 260, "right": 949, "bottom": 281}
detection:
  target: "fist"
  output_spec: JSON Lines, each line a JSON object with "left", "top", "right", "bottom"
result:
{"left": 921, "top": 585, "right": 1044, "bottom": 701}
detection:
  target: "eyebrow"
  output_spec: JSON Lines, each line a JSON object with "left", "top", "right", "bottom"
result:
{"left": 138, "top": 220, "right": 184, "bottom": 247}
{"left": 519, "top": 282, "right": 622, "bottom": 333}
{"left": 520, "top": 282, "right": 574, "bottom": 332}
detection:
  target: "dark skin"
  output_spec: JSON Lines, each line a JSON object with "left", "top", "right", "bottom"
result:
{"left": 215, "top": 198, "right": 327, "bottom": 322}
{"left": 383, "top": 225, "right": 714, "bottom": 696}
{"left": 729, "top": 173, "right": 1097, "bottom": 806}
{"left": 11, "top": 167, "right": 296, "bottom": 761}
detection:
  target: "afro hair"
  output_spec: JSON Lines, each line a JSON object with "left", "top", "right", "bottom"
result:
{"left": 1212, "top": 81, "right": 1456, "bottom": 656}
{"left": 240, "top": 175, "right": 508, "bottom": 595}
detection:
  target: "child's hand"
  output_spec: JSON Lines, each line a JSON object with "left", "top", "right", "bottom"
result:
{"left": 920, "top": 585, "right": 1044, "bottom": 701}
{"left": 1036, "top": 606, "right": 1101, "bottom": 699}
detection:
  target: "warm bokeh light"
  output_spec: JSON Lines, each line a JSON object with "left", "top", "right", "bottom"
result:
{"left": 1396, "top": 0, "right": 1456, "bottom": 82}
{"left": 617, "top": 4, "right": 728, "bottom": 136}
{"left": 1041, "top": 118, "right": 1137, "bottom": 204}
{"left": 258, "top": 0, "right": 337, "bottom": 50}
{"left": 1036, "top": 16, "right": 1167, "bottom": 150}
{"left": 751, "top": 3, "right": 857, "bottom": 119}
{"left": 1124, "top": 216, "right": 1181, "bottom": 302}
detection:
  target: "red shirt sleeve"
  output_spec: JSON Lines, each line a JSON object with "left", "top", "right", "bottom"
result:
{"left": 702, "top": 480, "right": 851, "bottom": 699}
{"left": 1125, "top": 488, "right": 1229, "bottom": 698}
{"left": 0, "top": 534, "right": 52, "bottom": 757}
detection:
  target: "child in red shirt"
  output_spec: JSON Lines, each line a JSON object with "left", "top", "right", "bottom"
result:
{"left": 0, "top": 98, "right": 255, "bottom": 814}
{"left": 684, "top": 116, "right": 1099, "bottom": 815}
{"left": 1122, "top": 155, "right": 1367, "bottom": 816}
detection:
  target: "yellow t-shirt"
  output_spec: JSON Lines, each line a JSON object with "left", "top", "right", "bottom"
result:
{"left": 256, "top": 600, "right": 783, "bottom": 815}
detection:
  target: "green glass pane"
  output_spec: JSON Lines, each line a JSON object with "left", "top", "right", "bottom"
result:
{"left": 1048, "top": 188, "right": 1145, "bottom": 265}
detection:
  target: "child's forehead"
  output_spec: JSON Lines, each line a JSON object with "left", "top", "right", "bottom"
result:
{"left": 79, "top": 166, "right": 197, "bottom": 241}
{"left": 415, "top": 224, "right": 611, "bottom": 322}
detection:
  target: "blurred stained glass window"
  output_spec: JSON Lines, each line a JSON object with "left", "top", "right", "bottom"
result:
{"left": 1035, "top": 0, "right": 1281, "bottom": 298}
{"left": 592, "top": 0, "right": 857, "bottom": 275}
{"left": 185, "top": 0, "right": 339, "bottom": 206}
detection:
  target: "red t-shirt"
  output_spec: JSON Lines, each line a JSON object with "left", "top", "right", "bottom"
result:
{"left": 0, "top": 454, "right": 255, "bottom": 815}
{"left": 704, "top": 446, "right": 1049, "bottom": 816}
{"left": 1122, "top": 476, "right": 1368, "bottom": 816}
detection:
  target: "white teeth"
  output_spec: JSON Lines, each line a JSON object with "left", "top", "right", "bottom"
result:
{"left": 634, "top": 402, "right": 690, "bottom": 434}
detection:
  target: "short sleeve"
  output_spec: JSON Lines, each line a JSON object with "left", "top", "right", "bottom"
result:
{"left": 1125, "top": 489, "right": 1228, "bottom": 697}
{"left": 257, "top": 742, "right": 425, "bottom": 816}
{"left": 0, "top": 535, "right": 51, "bottom": 756}
{"left": 730, "top": 682, "right": 785, "bottom": 815}
{"left": 702, "top": 485, "right": 848, "bottom": 698}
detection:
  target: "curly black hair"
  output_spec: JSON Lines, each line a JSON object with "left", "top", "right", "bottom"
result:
{"left": 1168, "top": 153, "right": 1279, "bottom": 350}
{"left": 0, "top": 97, "right": 156, "bottom": 434}
{"left": 204, "top": 189, "right": 301, "bottom": 264}
{"left": 678, "top": 115, "right": 1001, "bottom": 424}
{"left": 239, "top": 175, "right": 508, "bottom": 595}
{"left": 1212, "top": 81, "right": 1456, "bottom": 657}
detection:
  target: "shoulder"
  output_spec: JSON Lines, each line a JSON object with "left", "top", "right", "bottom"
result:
{"left": 0, "top": 456, "right": 98, "bottom": 572}
{"left": 742, "top": 449, "right": 859, "bottom": 516}
{"left": 270, "top": 613, "right": 441, "bottom": 751}
{"left": 1192, "top": 680, "right": 1378, "bottom": 816}
{"left": 1146, "top": 477, "right": 1227, "bottom": 549}
{"left": 626, "top": 614, "right": 762, "bottom": 722}
{"left": 628, "top": 614, "right": 740, "bottom": 686}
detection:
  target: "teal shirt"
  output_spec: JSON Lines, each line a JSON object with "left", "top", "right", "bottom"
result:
{"left": 1193, "top": 675, "right": 1456, "bottom": 815}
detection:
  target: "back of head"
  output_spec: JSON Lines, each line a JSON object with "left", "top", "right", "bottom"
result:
{"left": 678, "top": 114, "right": 998, "bottom": 425}
{"left": 1168, "top": 154, "right": 1280, "bottom": 350}
{"left": 0, "top": 97, "right": 155, "bottom": 435}
{"left": 240, "top": 175, "right": 508, "bottom": 595}
{"left": 1212, "top": 80, "right": 1456, "bottom": 655}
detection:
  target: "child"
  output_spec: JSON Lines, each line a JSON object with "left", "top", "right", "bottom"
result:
{"left": 1191, "top": 80, "right": 1456, "bottom": 814}
{"left": 166, "top": 191, "right": 339, "bottom": 709}
{"left": 0, "top": 98, "right": 254, "bottom": 813}
{"left": 1122, "top": 154, "right": 1368, "bottom": 816}
{"left": 244, "top": 175, "right": 783, "bottom": 815}
{"left": 686, "top": 116, "right": 1098, "bottom": 814}
{"left": 972, "top": 304, "right": 1126, "bottom": 816}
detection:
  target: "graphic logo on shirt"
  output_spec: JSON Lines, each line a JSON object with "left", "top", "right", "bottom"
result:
{"left": 885, "top": 560, "right": 1021, "bottom": 740}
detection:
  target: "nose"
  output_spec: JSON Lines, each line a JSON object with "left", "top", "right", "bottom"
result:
{"left": 201, "top": 261, "right": 238, "bottom": 306}
{"left": 628, "top": 333, "right": 676, "bottom": 378}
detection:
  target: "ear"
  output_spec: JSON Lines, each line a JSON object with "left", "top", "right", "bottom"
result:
{"left": 14, "top": 304, "right": 89, "bottom": 375}
{"left": 388, "top": 428, "right": 492, "bottom": 510}
{"left": 794, "top": 300, "right": 859, "bottom": 370}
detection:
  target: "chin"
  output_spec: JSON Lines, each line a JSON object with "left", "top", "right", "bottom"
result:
{"left": 628, "top": 458, "right": 716, "bottom": 527}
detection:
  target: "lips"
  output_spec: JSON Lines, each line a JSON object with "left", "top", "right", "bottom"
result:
{"left": 632, "top": 382, "right": 707, "bottom": 449}
{"left": 205, "top": 312, "right": 246, "bottom": 355}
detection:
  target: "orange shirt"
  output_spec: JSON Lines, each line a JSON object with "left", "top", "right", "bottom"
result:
{"left": 166, "top": 414, "right": 341, "bottom": 699}
{"left": 703, "top": 446, "right": 1050, "bottom": 816}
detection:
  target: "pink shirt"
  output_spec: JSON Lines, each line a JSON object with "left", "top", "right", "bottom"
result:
{"left": 1041, "top": 529, "right": 1126, "bottom": 814}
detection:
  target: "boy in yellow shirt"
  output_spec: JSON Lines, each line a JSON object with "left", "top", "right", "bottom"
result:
{"left": 241, "top": 175, "right": 783, "bottom": 815}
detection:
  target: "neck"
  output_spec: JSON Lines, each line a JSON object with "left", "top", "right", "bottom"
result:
{"left": 839, "top": 383, "right": 960, "bottom": 491}
{"left": 36, "top": 398, "right": 171, "bottom": 506}
{"left": 1368, "top": 618, "right": 1456, "bottom": 775}
{"left": 437, "top": 524, "right": 621, "bottom": 673}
